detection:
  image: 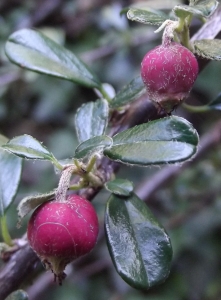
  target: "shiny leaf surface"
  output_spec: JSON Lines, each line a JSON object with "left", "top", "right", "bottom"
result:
{"left": 2, "top": 134, "right": 54, "bottom": 160}
{"left": 104, "top": 116, "right": 199, "bottom": 166}
{"left": 105, "top": 193, "right": 172, "bottom": 289}
{"left": 0, "top": 148, "right": 22, "bottom": 216}
{"left": 75, "top": 135, "right": 113, "bottom": 159}
{"left": 5, "top": 29, "right": 101, "bottom": 88}
{"left": 105, "top": 178, "right": 134, "bottom": 196}
{"left": 75, "top": 99, "right": 109, "bottom": 143}
{"left": 110, "top": 76, "right": 146, "bottom": 108}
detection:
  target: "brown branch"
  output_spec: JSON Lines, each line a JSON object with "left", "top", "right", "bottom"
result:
{"left": 0, "top": 242, "right": 38, "bottom": 300}
{"left": 1, "top": 6, "right": 221, "bottom": 299}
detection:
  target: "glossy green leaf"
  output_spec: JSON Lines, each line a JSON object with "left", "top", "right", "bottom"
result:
{"left": 194, "top": 39, "right": 221, "bottom": 60}
{"left": 2, "top": 134, "right": 55, "bottom": 160}
{"left": 75, "top": 135, "right": 113, "bottom": 159}
{"left": 17, "top": 190, "right": 56, "bottom": 227}
{"left": 104, "top": 116, "right": 199, "bottom": 166}
{"left": 0, "top": 148, "right": 22, "bottom": 216}
{"left": 5, "top": 29, "right": 101, "bottom": 88}
{"left": 5, "top": 290, "right": 29, "bottom": 300}
{"left": 105, "top": 178, "right": 134, "bottom": 196}
{"left": 75, "top": 99, "right": 109, "bottom": 143}
{"left": 105, "top": 193, "right": 172, "bottom": 289}
{"left": 173, "top": 0, "right": 218, "bottom": 18}
{"left": 110, "top": 76, "right": 146, "bottom": 108}
{"left": 127, "top": 7, "right": 168, "bottom": 25}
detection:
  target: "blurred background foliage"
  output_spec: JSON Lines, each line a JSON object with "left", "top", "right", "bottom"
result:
{"left": 1, "top": 0, "right": 221, "bottom": 300}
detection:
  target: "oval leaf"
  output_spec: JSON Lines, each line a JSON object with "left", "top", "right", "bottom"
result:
{"left": 75, "top": 135, "right": 113, "bottom": 159}
{"left": 2, "top": 134, "right": 54, "bottom": 160}
{"left": 105, "top": 193, "right": 172, "bottom": 289}
{"left": 75, "top": 99, "right": 109, "bottom": 143}
{"left": 105, "top": 178, "right": 134, "bottom": 196}
{"left": 5, "top": 29, "right": 101, "bottom": 88}
{"left": 194, "top": 39, "right": 221, "bottom": 60}
{"left": 110, "top": 76, "right": 146, "bottom": 108}
{"left": 104, "top": 116, "right": 199, "bottom": 166}
{"left": 173, "top": 0, "right": 218, "bottom": 18}
{"left": 17, "top": 190, "right": 56, "bottom": 227}
{"left": 0, "top": 148, "right": 22, "bottom": 216}
{"left": 127, "top": 7, "right": 168, "bottom": 25}
{"left": 5, "top": 290, "right": 29, "bottom": 300}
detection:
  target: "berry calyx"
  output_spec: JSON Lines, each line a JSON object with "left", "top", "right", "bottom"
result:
{"left": 141, "top": 42, "right": 199, "bottom": 113}
{"left": 27, "top": 194, "right": 99, "bottom": 284}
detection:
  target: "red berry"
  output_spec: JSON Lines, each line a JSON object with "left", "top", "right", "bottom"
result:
{"left": 27, "top": 194, "right": 99, "bottom": 284}
{"left": 141, "top": 42, "right": 198, "bottom": 112}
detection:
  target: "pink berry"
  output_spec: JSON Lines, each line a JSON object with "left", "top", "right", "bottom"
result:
{"left": 27, "top": 194, "right": 99, "bottom": 284}
{"left": 141, "top": 42, "right": 198, "bottom": 112}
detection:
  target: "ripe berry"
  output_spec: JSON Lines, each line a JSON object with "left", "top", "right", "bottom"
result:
{"left": 27, "top": 194, "right": 99, "bottom": 284}
{"left": 141, "top": 42, "right": 198, "bottom": 112}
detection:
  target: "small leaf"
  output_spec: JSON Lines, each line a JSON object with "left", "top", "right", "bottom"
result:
{"left": 17, "top": 190, "right": 56, "bottom": 226}
{"left": 194, "top": 39, "right": 221, "bottom": 60}
{"left": 0, "top": 149, "right": 22, "bottom": 216}
{"left": 104, "top": 116, "right": 199, "bottom": 166}
{"left": 127, "top": 7, "right": 168, "bottom": 25}
{"left": 5, "top": 29, "right": 101, "bottom": 88}
{"left": 2, "top": 134, "right": 55, "bottom": 160}
{"left": 75, "top": 135, "right": 113, "bottom": 159}
{"left": 173, "top": 0, "right": 218, "bottom": 19}
{"left": 110, "top": 76, "right": 146, "bottom": 108}
{"left": 5, "top": 290, "right": 29, "bottom": 300}
{"left": 75, "top": 99, "right": 109, "bottom": 143}
{"left": 105, "top": 193, "right": 172, "bottom": 289}
{"left": 105, "top": 178, "right": 134, "bottom": 196}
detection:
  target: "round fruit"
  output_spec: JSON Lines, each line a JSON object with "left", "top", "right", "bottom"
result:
{"left": 27, "top": 194, "right": 99, "bottom": 284}
{"left": 141, "top": 42, "right": 198, "bottom": 113}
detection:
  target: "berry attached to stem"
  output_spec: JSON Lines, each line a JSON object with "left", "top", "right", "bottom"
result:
{"left": 27, "top": 194, "right": 99, "bottom": 284}
{"left": 141, "top": 42, "right": 198, "bottom": 113}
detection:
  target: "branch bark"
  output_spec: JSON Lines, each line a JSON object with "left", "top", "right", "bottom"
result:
{"left": 0, "top": 243, "right": 38, "bottom": 300}
{"left": 1, "top": 6, "right": 221, "bottom": 299}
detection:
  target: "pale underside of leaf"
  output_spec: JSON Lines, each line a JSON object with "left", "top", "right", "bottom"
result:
{"left": 17, "top": 190, "right": 56, "bottom": 227}
{"left": 194, "top": 39, "right": 221, "bottom": 60}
